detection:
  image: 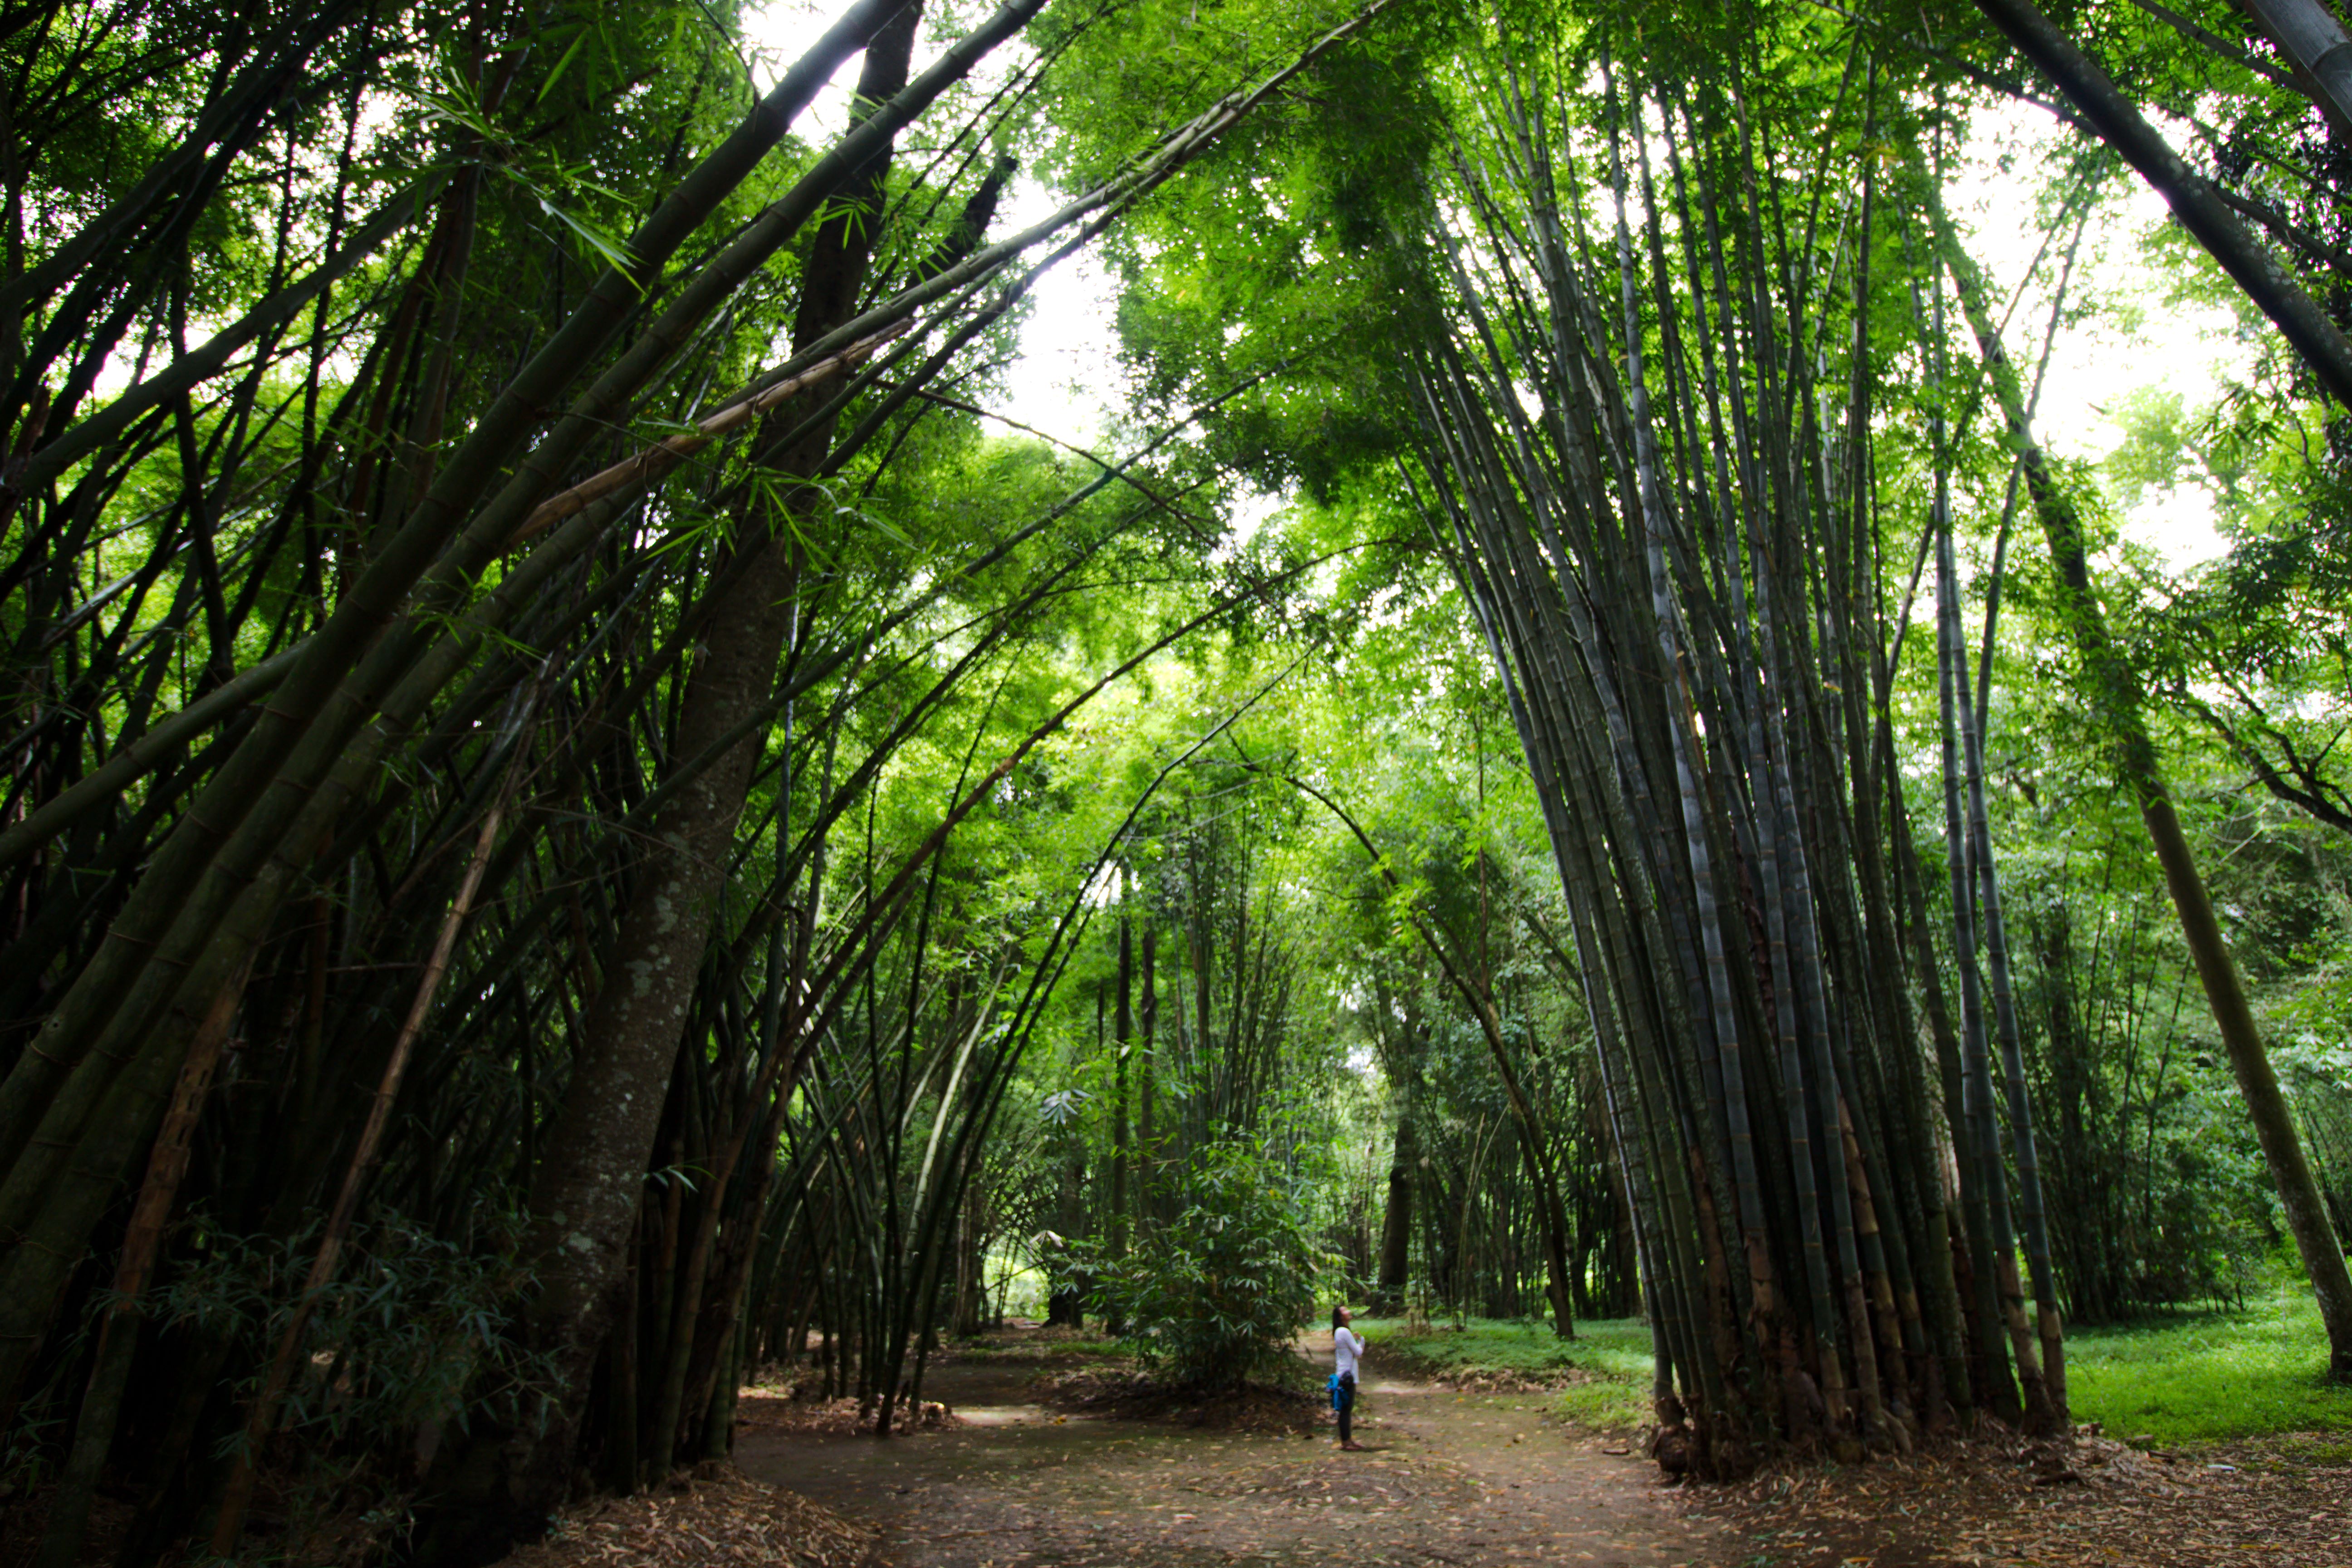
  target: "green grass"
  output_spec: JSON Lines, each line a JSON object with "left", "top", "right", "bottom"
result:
{"left": 1356, "top": 1280, "right": 2352, "bottom": 1446}
{"left": 2065, "top": 1278, "right": 2352, "bottom": 1446}
{"left": 1352, "top": 1315, "right": 1657, "bottom": 1431}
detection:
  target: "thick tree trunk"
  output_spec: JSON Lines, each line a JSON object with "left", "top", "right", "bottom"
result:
{"left": 407, "top": 13, "right": 929, "bottom": 1561}
{"left": 1377, "top": 1053, "right": 1418, "bottom": 1308}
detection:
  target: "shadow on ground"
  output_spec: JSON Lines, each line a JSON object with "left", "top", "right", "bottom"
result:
{"left": 734, "top": 1343, "right": 1726, "bottom": 1568}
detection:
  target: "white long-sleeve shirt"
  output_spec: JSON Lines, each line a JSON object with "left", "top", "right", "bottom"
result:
{"left": 1334, "top": 1327, "right": 1364, "bottom": 1379}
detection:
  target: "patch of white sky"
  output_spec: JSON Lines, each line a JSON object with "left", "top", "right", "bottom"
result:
{"left": 1943, "top": 101, "right": 2247, "bottom": 570}
{"left": 752, "top": 3, "right": 2241, "bottom": 573}
{"left": 749, "top": 2, "right": 1126, "bottom": 446}
{"left": 748, "top": 1, "right": 1282, "bottom": 543}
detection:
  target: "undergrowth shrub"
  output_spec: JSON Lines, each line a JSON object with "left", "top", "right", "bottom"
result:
{"left": 162, "top": 1205, "right": 550, "bottom": 1553}
{"left": 1086, "top": 1139, "right": 1325, "bottom": 1390}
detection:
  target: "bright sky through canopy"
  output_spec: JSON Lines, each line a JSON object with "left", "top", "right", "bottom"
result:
{"left": 751, "top": 0, "right": 2247, "bottom": 567}
{"left": 750, "top": 0, "right": 1125, "bottom": 450}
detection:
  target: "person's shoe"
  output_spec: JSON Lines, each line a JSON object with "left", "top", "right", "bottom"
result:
{"left": 1340, "top": 1441, "right": 1366, "bottom": 1451}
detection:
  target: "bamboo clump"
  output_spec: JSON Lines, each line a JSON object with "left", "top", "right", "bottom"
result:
{"left": 1396, "top": 36, "right": 2074, "bottom": 1469}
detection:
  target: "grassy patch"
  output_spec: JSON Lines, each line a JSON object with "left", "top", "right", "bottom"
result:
{"left": 2065, "top": 1278, "right": 2352, "bottom": 1446}
{"left": 1548, "top": 1319, "right": 1656, "bottom": 1431}
{"left": 1348, "top": 1316, "right": 1578, "bottom": 1379}
{"left": 1351, "top": 1315, "right": 1656, "bottom": 1431}
{"left": 1351, "top": 1282, "right": 2351, "bottom": 1446}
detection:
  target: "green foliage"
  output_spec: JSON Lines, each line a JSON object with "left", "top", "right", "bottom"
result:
{"left": 1349, "top": 1313, "right": 1574, "bottom": 1378}
{"left": 24, "top": 0, "right": 2352, "bottom": 1509}
{"left": 1088, "top": 1138, "right": 1329, "bottom": 1390}
{"left": 159, "top": 1208, "right": 556, "bottom": 1449}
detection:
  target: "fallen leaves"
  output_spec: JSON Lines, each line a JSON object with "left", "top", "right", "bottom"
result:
{"left": 1039, "top": 1369, "right": 1324, "bottom": 1435}
{"left": 732, "top": 1393, "right": 956, "bottom": 1437}
{"left": 500, "top": 1462, "right": 877, "bottom": 1568}
{"left": 1686, "top": 1427, "right": 2352, "bottom": 1568}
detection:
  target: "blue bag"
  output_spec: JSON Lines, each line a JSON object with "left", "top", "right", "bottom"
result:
{"left": 1328, "top": 1373, "right": 1342, "bottom": 1410}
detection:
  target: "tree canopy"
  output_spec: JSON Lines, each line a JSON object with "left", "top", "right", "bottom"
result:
{"left": 7, "top": 0, "right": 2352, "bottom": 1559}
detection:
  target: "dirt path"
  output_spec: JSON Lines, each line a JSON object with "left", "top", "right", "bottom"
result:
{"left": 735, "top": 1360, "right": 1730, "bottom": 1567}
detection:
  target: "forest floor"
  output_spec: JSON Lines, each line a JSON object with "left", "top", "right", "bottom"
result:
{"left": 731, "top": 1327, "right": 1727, "bottom": 1566}
{"left": 708, "top": 1320, "right": 2352, "bottom": 1568}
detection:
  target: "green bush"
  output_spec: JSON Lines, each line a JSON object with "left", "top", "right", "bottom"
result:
{"left": 1087, "top": 1139, "right": 1324, "bottom": 1390}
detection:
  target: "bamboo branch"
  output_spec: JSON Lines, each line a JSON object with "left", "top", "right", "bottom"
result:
{"left": 1972, "top": 0, "right": 2352, "bottom": 406}
{"left": 505, "top": 322, "right": 912, "bottom": 547}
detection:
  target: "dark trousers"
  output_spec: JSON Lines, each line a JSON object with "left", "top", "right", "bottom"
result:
{"left": 1336, "top": 1371, "right": 1357, "bottom": 1442}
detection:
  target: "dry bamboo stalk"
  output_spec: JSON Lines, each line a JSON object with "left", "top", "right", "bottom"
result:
{"left": 210, "top": 791, "right": 511, "bottom": 1553}
{"left": 29, "top": 955, "right": 253, "bottom": 1568}
{"left": 110, "top": 964, "right": 248, "bottom": 1304}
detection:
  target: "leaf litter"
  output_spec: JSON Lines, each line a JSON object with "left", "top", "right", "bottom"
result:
{"left": 500, "top": 1462, "right": 879, "bottom": 1568}
{"left": 734, "top": 1389, "right": 959, "bottom": 1437}
{"left": 1039, "top": 1369, "right": 1323, "bottom": 1434}
{"left": 512, "top": 1350, "right": 2350, "bottom": 1568}
{"left": 1683, "top": 1426, "right": 2352, "bottom": 1566}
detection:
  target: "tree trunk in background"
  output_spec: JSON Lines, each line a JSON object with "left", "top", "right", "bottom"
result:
{"left": 1940, "top": 510, "right": 2058, "bottom": 1436}
{"left": 1964, "top": 638, "right": 2068, "bottom": 1418}
{"left": 409, "top": 11, "right": 927, "bottom": 1559}
{"left": 1378, "top": 1077, "right": 1417, "bottom": 1309}
{"left": 1109, "top": 912, "right": 1132, "bottom": 1333}
{"left": 1886, "top": 759, "right": 1978, "bottom": 1417}
{"left": 1937, "top": 217, "right": 2352, "bottom": 1385}
{"left": 1047, "top": 1136, "right": 1086, "bottom": 1327}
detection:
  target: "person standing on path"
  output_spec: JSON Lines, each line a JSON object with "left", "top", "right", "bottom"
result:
{"left": 1333, "top": 1305, "right": 1365, "bottom": 1451}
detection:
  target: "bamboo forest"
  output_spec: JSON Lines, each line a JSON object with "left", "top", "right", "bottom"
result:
{"left": 11, "top": 0, "right": 2352, "bottom": 1563}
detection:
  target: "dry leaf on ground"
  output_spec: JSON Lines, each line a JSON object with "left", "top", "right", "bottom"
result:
{"left": 500, "top": 1461, "right": 878, "bottom": 1568}
{"left": 1687, "top": 1427, "right": 2352, "bottom": 1567}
